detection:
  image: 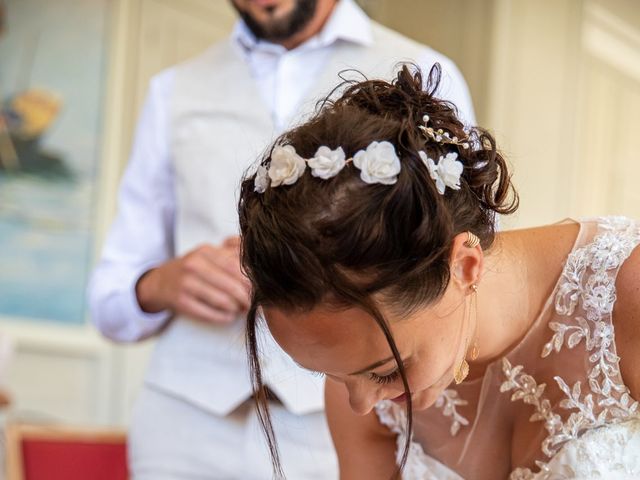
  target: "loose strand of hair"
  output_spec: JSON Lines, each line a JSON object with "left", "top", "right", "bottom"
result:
{"left": 329, "top": 272, "right": 413, "bottom": 479}
{"left": 246, "top": 303, "right": 285, "bottom": 479}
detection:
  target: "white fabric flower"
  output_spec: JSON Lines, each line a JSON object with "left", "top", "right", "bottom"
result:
{"left": 419, "top": 151, "right": 463, "bottom": 195}
{"left": 268, "top": 145, "right": 306, "bottom": 187}
{"left": 353, "top": 141, "right": 401, "bottom": 185}
{"left": 308, "top": 146, "right": 346, "bottom": 179}
{"left": 254, "top": 165, "right": 269, "bottom": 193}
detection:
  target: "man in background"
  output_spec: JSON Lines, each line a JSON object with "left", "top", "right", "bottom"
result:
{"left": 88, "top": 0, "right": 475, "bottom": 478}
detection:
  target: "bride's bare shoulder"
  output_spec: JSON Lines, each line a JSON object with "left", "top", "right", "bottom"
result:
{"left": 503, "top": 220, "right": 581, "bottom": 255}
{"left": 501, "top": 220, "right": 581, "bottom": 281}
{"left": 325, "top": 379, "right": 397, "bottom": 480}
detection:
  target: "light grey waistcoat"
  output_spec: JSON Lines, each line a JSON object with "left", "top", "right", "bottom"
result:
{"left": 145, "top": 23, "right": 435, "bottom": 416}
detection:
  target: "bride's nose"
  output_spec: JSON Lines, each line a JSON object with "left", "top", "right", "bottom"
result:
{"left": 346, "top": 381, "right": 383, "bottom": 416}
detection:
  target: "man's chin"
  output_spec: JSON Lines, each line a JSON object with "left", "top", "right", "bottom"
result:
{"left": 247, "top": 1, "right": 293, "bottom": 21}
{"left": 233, "top": 0, "right": 318, "bottom": 44}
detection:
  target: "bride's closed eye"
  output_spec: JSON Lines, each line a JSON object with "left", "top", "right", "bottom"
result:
{"left": 369, "top": 369, "right": 400, "bottom": 385}
{"left": 306, "top": 368, "right": 400, "bottom": 385}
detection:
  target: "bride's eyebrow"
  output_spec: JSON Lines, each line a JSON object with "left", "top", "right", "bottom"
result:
{"left": 348, "top": 356, "right": 395, "bottom": 376}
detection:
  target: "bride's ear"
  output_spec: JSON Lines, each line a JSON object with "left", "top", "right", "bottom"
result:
{"left": 450, "top": 232, "right": 484, "bottom": 290}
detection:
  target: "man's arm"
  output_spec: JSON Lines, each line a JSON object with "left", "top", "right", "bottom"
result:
{"left": 87, "top": 70, "right": 178, "bottom": 342}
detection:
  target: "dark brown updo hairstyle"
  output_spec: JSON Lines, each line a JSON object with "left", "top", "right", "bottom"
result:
{"left": 238, "top": 64, "right": 518, "bottom": 478}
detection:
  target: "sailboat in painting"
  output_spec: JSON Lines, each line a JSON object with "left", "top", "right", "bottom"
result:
{"left": 0, "top": 89, "right": 74, "bottom": 179}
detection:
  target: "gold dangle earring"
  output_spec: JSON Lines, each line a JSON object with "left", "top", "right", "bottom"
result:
{"left": 469, "top": 284, "right": 480, "bottom": 361}
{"left": 454, "top": 286, "right": 471, "bottom": 385}
{"left": 454, "top": 283, "right": 479, "bottom": 384}
{"left": 454, "top": 348, "right": 470, "bottom": 385}
{"left": 454, "top": 232, "right": 480, "bottom": 385}
{"left": 464, "top": 231, "right": 480, "bottom": 362}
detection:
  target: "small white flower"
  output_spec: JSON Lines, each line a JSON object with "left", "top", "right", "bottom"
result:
{"left": 254, "top": 165, "right": 269, "bottom": 193}
{"left": 308, "top": 146, "right": 346, "bottom": 179}
{"left": 268, "top": 145, "right": 306, "bottom": 187}
{"left": 420, "top": 151, "right": 463, "bottom": 195}
{"left": 353, "top": 141, "right": 401, "bottom": 185}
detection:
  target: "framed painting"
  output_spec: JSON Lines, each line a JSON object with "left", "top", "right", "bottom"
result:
{"left": 0, "top": 0, "right": 109, "bottom": 324}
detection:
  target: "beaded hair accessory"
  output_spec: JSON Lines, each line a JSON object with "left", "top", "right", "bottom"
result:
{"left": 418, "top": 115, "right": 470, "bottom": 150}
{"left": 254, "top": 114, "right": 471, "bottom": 195}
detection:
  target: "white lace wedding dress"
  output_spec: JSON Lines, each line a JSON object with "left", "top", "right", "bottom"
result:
{"left": 376, "top": 217, "right": 640, "bottom": 479}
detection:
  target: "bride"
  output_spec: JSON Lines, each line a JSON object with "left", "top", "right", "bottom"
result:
{"left": 238, "top": 65, "right": 640, "bottom": 479}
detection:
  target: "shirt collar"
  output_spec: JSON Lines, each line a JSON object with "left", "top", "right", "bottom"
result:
{"left": 232, "top": 0, "right": 373, "bottom": 53}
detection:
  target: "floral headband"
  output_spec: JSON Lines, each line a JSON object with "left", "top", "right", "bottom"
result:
{"left": 254, "top": 115, "right": 467, "bottom": 195}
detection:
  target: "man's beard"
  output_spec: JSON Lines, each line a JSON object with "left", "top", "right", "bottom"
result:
{"left": 234, "top": 0, "right": 319, "bottom": 43}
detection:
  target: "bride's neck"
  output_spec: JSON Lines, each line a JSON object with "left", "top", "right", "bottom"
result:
{"left": 469, "top": 230, "right": 540, "bottom": 367}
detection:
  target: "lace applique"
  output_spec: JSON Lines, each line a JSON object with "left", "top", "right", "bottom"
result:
{"left": 374, "top": 390, "right": 470, "bottom": 478}
{"left": 553, "top": 217, "right": 640, "bottom": 318}
{"left": 510, "top": 418, "right": 640, "bottom": 479}
{"left": 544, "top": 217, "right": 639, "bottom": 418}
{"left": 434, "top": 389, "right": 470, "bottom": 436}
{"left": 510, "top": 463, "right": 574, "bottom": 480}
{"left": 375, "top": 400, "right": 464, "bottom": 480}
{"left": 500, "top": 358, "right": 568, "bottom": 457}
{"left": 501, "top": 362, "right": 640, "bottom": 480}
{"left": 505, "top": 217, "right": 640, "bottom": 479}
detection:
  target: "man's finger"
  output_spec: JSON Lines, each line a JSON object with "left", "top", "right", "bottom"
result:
{"left": 187, "top": 259, "right": 251, "bottom": 310}
{"left": 183, "top": 276, "right": 241, "bottom": 312}
{"left": 200, "top": 246, "right": 251, "bottom": 289}
{"left": 178, "top": 295, "right": 237, "bottom": 324}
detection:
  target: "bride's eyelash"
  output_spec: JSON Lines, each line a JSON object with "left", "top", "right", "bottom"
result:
{"left": 369, "top": 370, "right": 400, "bottom": 385}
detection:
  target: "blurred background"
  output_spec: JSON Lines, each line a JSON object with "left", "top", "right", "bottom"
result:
{"left": 0, "top": 0, "right": 638, "bottom": 451}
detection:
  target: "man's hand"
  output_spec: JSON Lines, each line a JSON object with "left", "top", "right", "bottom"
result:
{"left": 135, "top": 237, "right": 250, "bottom": 324}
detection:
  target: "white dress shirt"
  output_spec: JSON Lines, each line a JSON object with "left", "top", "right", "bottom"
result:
{"left": 88, "top": 0, "right": 476, "bottom": 342}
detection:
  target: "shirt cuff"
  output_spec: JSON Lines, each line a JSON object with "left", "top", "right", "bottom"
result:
{"left": 123, "top": 262, "right": 173, "bottom": 341}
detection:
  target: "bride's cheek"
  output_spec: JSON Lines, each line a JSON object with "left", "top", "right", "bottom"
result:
{"left": 407, "top": 368, "right": 434, "bottom": 392}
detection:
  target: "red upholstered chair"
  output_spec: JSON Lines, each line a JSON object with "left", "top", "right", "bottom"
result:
{"left": 5, "top": 423, "right": 128, "bottom": 480}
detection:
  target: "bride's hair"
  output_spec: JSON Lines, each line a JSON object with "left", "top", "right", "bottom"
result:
{"left": 238, "top": 64, "right": 518, "bottom": 477}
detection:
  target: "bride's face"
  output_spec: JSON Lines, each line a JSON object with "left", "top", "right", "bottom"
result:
{"left": 263, "top": 283, "right": 469, "bottom": 415}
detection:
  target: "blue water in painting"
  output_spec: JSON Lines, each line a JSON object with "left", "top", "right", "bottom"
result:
{"left": 0, "top": 175, "right": 93, "bottom": 323}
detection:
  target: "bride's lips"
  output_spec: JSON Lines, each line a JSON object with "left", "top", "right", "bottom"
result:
{"left": 391, "top": 393, "right": 408, "bottom": 404}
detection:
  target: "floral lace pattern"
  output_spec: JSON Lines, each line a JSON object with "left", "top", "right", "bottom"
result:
{"left": 374, "top": 390, "right": 469, "bottom": 479}
{"left": 505, "top": 217, "right": 640, "bottom": 479}
{"left": 510, "top": 418, "right": 640, "bottom": 479}
{"left": 375, "top": 399, "right": 464, "bottom": 480}
{"left": 434, "top": 389, "right": 470, "bottom": 436}
{"left": 500, "top": 358, "right": 566, "bottom": 458}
